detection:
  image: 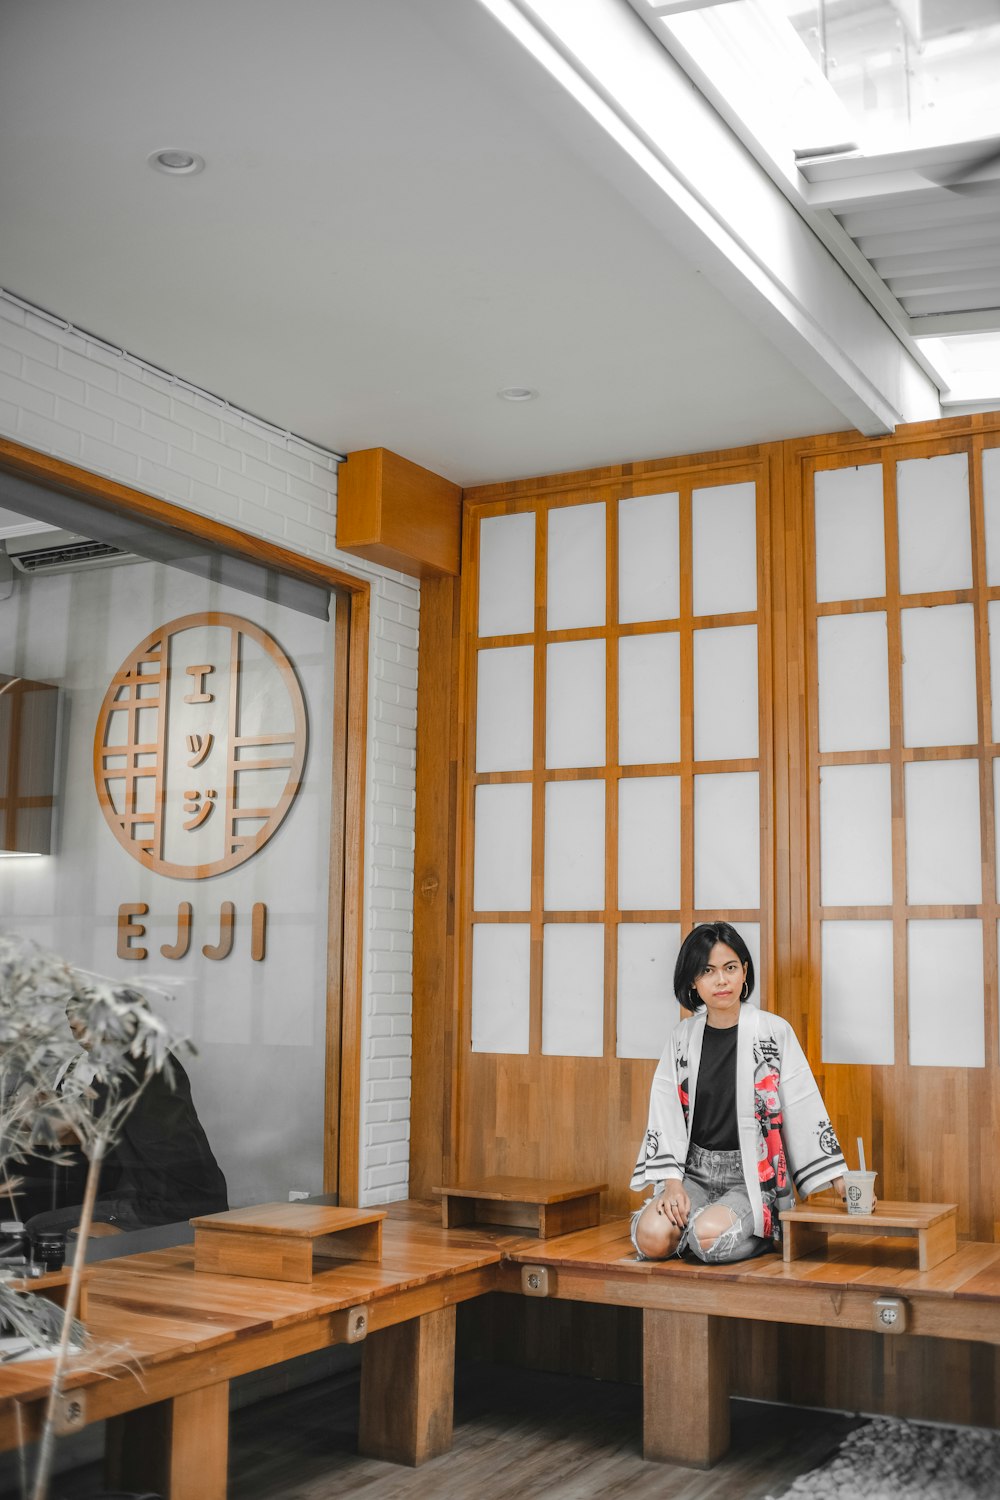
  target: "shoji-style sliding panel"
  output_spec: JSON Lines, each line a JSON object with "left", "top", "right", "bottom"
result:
{"left": 458, "top": 455, "right": 774, "bottom": 1207}
{"left": 801, "top": 427, "right": 1000, "bottom": 1238}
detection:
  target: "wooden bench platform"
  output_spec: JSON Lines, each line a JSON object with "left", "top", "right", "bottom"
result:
{"left": 3, "top": 1199, "right": 1000, "bottom": 1492}
{"left": 498, "top": 1214, "right": 1000, "bottom": 1467}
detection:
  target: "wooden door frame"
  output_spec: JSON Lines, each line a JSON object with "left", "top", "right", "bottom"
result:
{"left": 0, "top": 436, "right": 369, "bottom": 1204}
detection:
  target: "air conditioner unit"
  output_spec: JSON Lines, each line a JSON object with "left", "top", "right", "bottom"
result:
{"left": 4, "top": 529, "right": 139, "bottom": 575}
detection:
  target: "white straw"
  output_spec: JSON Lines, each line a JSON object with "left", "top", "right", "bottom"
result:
{"left": 857, "top": 1136, "right": 867, "bottom": 1173}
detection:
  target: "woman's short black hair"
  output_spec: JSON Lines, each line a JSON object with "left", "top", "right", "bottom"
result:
{"left": 673, "top": 922, "right": 755, "bottom": 1011}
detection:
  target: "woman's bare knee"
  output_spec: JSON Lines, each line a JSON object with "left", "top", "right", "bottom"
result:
{"left": 692, "top": 1206, "right": 737, "bottom": 1251}
{"left": 634, "top": 1205, "right": 680, "bottom": 1259}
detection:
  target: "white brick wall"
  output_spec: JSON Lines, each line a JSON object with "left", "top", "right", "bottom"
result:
{"left": 0, "top": 297, "right": 417, "bottom": 1205}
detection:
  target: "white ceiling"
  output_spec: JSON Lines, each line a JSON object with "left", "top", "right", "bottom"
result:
{"left": 1, "top": 0, "right": 871, "bottom": 485}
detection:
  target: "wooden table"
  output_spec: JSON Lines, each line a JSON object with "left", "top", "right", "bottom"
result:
{"left": 435, "top": 1176, "right": 606, "bottom": 1237}
{"left": 0, "top": 1207, "right": 527, "bottom": 1498}
{"left": 781, "top": 1200, "right": 958, "bottom": 1272}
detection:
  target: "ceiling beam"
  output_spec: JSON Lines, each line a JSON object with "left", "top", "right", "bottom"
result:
{"left": 909, "top": 309, "right": 1000, "bottom": 337}
{"left": 478, "top": 0, "right": 940, "bottom": 434}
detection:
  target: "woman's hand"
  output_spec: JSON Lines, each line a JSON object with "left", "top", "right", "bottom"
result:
{"left": 830, "top": 1174, "right": 877, "bottom": 1209}
{"left": 654, "top": 1180, "right": 690, "bottom": 1228}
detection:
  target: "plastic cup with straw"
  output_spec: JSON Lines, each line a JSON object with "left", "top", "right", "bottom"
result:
{"left": 844, "top": 1135, "right": 877, "bottom": 1215}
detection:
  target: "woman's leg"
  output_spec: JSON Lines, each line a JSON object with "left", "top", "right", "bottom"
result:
{"left": 631, "top": 1176, "right": 711, "bottom": 1260}
{"left": 685, "top": 1185, "right": 771, "bottom": 1264}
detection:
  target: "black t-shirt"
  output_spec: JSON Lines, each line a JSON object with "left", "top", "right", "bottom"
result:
{"left": 690, "top": 1022, "right": 739, "bottom": 1151}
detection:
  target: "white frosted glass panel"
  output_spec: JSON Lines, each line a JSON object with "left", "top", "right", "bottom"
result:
{"left": 814, "top": 464, "right": 886, "bottom": 603}
{"left": 822, "top": 921, "right": 894, "bottom": 1065}
{"left": 547, "top": 502, "right": 606, "bottom": 630}
{"left": 618, "top": 633, "right": 680, "bottom": 766}
{"left": 897, "top": 452, "right": 972, "bottom": 594}
{"left": 471, "top": 924, "right": 531, "bottom": 1054}
{"left": 618, "top": 492, "right": 680, "bottom": 623}
{"left": 989, "top": 601, "right": 1000, "bottom": 742}
{"left": 694, "top": 772, "right": 760, "bottom": 909}
{"left": 478, "top": 512, "right": 535, "bottom": 637}
{"left": 817, "top": 613, "right": 890, "bottom": 752}
{"left": 474, "top": 784, "right": 532, "bottom": 912}
{"left": 692, "top": 482, "right": 757, "bottom": 616}
{"left": 542, "top": 924, "right": 604, "bottom": 1056}
{"left": 820, "top": 764, "right": 892, "bottom": 907}
{"left": 545, "top": 780, "right": 605, "bottom": 911}
{"left": 618, "top": 777, "right": 680, "bottom": 910}
{"left": 908, "top": 920, "right": 984, "bottom": 1067}
{"left": 617, "top": 923, "right": 681, "bottom": 1057}
{"left": 546, "top": 639, "right": 605, "bottom": 769}
{"left": 905, "top": 760, "right": 982, "bottom": 905}
{"left": 984, "top": 449, "right": 1000, "bottom": 586}
{"left": 476, "top": 646, "right": 533, "bottom": 772}
{"left": 901, "top": 605, "right": 978, "bottom": 748}
{"left": 693, "top": 625, "right": 758, "bottom": 761}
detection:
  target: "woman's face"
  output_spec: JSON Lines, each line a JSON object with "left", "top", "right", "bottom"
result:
{"left": 692, "top": 941, "right": 747, "bottom": 1027}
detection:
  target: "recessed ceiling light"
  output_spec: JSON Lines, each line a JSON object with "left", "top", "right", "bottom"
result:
{"left": 148, "top": 149, "right": 205, "bottom": 176}
{"left": 498, "top": 387, "right": 539, "bottom": 402}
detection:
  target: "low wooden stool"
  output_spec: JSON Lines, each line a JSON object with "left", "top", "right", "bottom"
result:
{"left": 781, "top": 1199, "right": 958, "bottom": 1272}
{"left": 434, "top": 1177, "right": 606, "bottom": 1238}
{"left": 191, "top": 1202, "right": 386, "bottom": 1283}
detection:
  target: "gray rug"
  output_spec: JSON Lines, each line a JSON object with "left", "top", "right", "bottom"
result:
{"left": 774, "top": 1417, "right": 1000, "bottom": 1499}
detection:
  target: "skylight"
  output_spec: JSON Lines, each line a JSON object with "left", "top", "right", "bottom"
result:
{"left": 779, "top": 1, "right": 1000, "bottom": 155}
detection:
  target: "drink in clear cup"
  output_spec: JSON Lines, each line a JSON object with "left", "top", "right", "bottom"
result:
{"left": 843, "top": 1170, "right": 877, "bottom": 1215}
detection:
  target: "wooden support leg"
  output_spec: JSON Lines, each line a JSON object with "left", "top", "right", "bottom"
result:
{"left": 105, "top": 1380, "right": 229, "bottom": 1499}
{"left": 643, "top": 1308, "right": 730, "bottom": 1467}
{"left": 358, "top": 1305, "right": 456, "bottom": 1465}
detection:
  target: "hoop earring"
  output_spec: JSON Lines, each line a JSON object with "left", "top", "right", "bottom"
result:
{"left": 740, "top": 981, "right": 749, "bottom": 1001}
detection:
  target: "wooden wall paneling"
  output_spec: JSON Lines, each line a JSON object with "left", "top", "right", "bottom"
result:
{"left": 456, "top": 457, "right": 772, "bottom": 1215}
{"left": 410, "top": 574, "right": 462, "bottom": 1197}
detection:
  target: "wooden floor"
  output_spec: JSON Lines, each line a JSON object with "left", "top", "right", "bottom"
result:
{"left": 26, "top": 1361, "right": 860, "bottom": 1500}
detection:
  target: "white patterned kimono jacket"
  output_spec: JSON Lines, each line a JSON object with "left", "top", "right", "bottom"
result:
{"left": 630, "top": 1005, "right": 846, "bottom": 1244}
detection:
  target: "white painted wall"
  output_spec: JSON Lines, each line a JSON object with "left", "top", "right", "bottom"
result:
{"left": 0, "top": 300, "right": 417, "bottom": 1205}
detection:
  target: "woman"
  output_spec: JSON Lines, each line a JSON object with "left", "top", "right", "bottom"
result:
{"left": 630, "top": 921, "right": 848, "bottom": 1263}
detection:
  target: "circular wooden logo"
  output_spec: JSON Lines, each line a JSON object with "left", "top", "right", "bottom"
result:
{"left": 93, "top": 612, "right": 307, "bottom": 879}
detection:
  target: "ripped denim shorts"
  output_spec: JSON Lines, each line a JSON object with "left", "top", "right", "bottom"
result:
{"left": 630, "top": 1143, "right": 773, "bottom": 1264}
